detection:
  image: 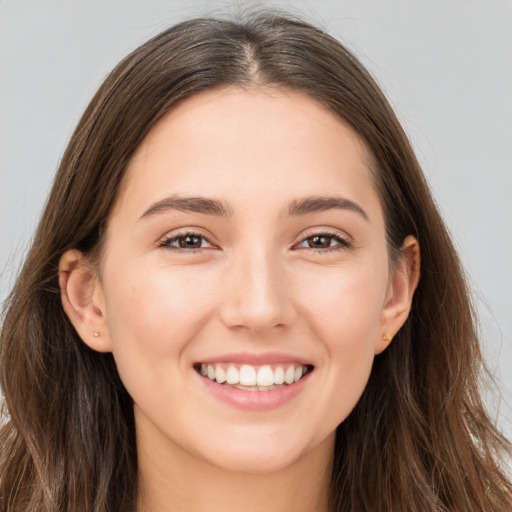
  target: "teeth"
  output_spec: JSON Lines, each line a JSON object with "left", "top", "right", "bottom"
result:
{"left": 256, "top": 365, "right": 274, "bottom": 387}
{"left": 215, "top": 365, "right": 226, "bottom": 384}
{"left": 239, "top": 365, "right": 257, "bottom": 386}
{"left": 226, "top": 365, "right": 239, "bottom": 385}
{"left": 274, "top": 366, "right": 285, "bottom": 385}
{"left": 199, "top": 362, "right": 310, "bottom": 389}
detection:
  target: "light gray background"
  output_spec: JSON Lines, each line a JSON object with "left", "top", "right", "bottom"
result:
{"left": 1, "top": 0, "right": 511, "bottom": 437}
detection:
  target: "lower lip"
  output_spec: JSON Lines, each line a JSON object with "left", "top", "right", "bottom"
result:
{"left": 197, "top": 371, "right": 312, "bottom": 411}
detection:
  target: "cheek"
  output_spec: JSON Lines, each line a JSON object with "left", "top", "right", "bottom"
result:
{"left": 102, "top": 260, "right": 217, "bottom": 360}
{"left": 100, "top": 260, "right": 221, "bottom": 417}
{"left": 296, "top": 260, "right": 388, "bottom": 342}
{"left": 294, "top": 262, "right": 387, "bottom": 423}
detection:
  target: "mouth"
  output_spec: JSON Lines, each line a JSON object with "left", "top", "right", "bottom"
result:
{"left": 193, "top": 362, "right": 314, "bottom": 392}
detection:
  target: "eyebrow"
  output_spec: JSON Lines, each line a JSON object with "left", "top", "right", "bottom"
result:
{"left": 139, "top": 194, "right": 368, "bottom": 221}
{"left": 140, "top": 195, "right": 233, "bottom": 218}
{"left": 287, "top": 195, "right": 369, "bottom": 221}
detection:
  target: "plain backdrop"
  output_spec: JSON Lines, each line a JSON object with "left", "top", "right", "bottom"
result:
{"left": 0, "top": 0, "right": 511, "bottom": 437}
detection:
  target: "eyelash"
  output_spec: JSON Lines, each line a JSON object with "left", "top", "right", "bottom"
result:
{"left": 158, "top": 229, "right": 352, "bottom": 254}
{"left": 295, "top": 231, "right": 352, "bottom": 253}
{"left": 158, "top": 230, "right": 216, "bottom": 252}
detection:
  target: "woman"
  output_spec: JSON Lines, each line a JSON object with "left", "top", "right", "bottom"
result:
{"left": 1, "top": 11, "right": 511, "bottom": 512}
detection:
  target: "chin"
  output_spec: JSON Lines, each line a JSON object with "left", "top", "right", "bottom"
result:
{"left": 194, "top": 426, "right": 334, "bottom": 475}
{"left": 206, "top": 445, "right": 307, "bottom": 475}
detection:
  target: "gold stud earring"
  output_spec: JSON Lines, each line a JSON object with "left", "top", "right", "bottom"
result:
{"left": 382, "top": 334, "right": 392, "bottom": 343}
{"left": 93, "top": 332, "right": 100, "bottom": 337}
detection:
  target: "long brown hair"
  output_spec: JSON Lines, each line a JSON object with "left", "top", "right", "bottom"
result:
{"left": 1, "top": 11, "right": 511, "bottom": 512}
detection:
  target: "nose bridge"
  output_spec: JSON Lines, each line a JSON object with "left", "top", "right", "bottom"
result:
{"left": 219, "top": 242, "right": 293, "bottom": 333}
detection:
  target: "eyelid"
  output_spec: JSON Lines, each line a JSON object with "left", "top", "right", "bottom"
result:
{"left": 157, "top": 228, "right": 218, "bottom": 251}
{"left": 292, "top": 228, "right": 353, "bottom": 252}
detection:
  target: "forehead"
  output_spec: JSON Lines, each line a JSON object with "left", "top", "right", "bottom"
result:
{"left": 114, "top": 86, "right": 380, "bottom": 219}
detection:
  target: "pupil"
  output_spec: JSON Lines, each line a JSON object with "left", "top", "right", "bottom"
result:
{"left": 180, "top": 235, "right": 201, "bottom": 248}
{"left": 310, "top": 235, "right": 330, "bottom": 248}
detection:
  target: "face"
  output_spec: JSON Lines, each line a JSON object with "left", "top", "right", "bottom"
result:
{"left": 82, "top": 87, "right": 408, "bottom": 474}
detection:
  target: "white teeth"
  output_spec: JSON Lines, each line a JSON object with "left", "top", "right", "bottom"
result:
{"left": 256, "top": 365, "right": 274, "bottom": 387}
{"left": 199, "top": 362, "right": 310, "bottom": 388}
{"left": 215, "top": 364, "right": 226, "bottom": 384}
{"left": 274, "top": 366, "right": 285, "bottom": 385}
{"left": 239, "top": 365, "right": 257, "bottom": 386}
{"left": 226, "top": 365, "right": 239, "bottom": 385}
{"left": 284, "top": 366, "right": 295, "bottom": 384}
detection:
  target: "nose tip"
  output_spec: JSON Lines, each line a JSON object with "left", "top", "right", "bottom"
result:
{"left": 219, "top": 280, "right": 291, "bottom": 333}
{"left": 218, "top": 256, "right": 295, "bottom": 334}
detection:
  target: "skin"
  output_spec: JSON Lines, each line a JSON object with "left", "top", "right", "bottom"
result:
{"left": 60, "top": 87, "right": 420, "bottom": 512}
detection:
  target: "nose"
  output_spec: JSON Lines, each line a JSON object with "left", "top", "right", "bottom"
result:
{"left": 218, "top": 247, "right": 296, "bottom": 334}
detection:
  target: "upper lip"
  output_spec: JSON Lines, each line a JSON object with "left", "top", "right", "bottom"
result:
{"left": 196, "top": 351, "right": 313, "bottom": 366}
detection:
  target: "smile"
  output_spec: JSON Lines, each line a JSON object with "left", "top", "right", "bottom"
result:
{"left": 195, "top": 362, "right": 313, "bottom": 391}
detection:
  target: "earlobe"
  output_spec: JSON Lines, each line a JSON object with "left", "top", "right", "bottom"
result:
{"left": 376, "top": 235, "right": 420, "bottom": 354}
{"left": 59, "top": 249, "right": 112, "bottom": 353}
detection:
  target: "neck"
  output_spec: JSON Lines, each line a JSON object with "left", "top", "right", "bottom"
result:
{"left": 136, "top": 424, "right": 334, "bottom": 512}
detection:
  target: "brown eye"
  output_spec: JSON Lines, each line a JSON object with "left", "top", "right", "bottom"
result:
{"left": 177, "top": 234, "right": 203, "bottom": 248}
{"left": 159, "top": 232, "right": 213, "bottom": 250}
{"left": 296, "top": 233, "right": 351, "bottom": 252}
{"left": 307, "top": 235, "right": 333, "bottom": 248}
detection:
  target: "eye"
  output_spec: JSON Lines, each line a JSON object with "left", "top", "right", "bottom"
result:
{"left": 159, "top": 231, "right": 214, "bottom": 251}
{"left": 295, "top": 232, "right": 351, "bottom": 252}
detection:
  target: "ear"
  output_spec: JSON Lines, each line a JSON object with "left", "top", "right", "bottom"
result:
{"left": 375, "top": 235, "right": 420, "bottom": 354}
{"left": 59, "top": 249, "right": 112, "bottom": 353}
